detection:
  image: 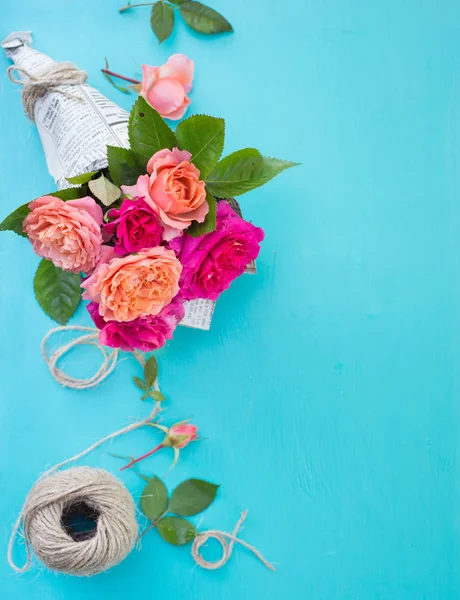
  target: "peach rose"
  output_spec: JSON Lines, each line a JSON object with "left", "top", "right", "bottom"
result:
{"left": 23, "top": 195, "right": 103, "bottom": 273}
{"left": 81, "top": 247, "right": 182, "bottom": 322}
{"left": 123, "top": 148, "right": 208, "bottom": 240}
{"left": 141, "top": 54, "right": 194, "bottom": 120}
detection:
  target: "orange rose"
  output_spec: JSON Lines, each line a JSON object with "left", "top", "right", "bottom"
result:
{"left": 81, "top": 247, "right": 182, "bottom": 322}
{"left": 124, "top": 147, "right": 208, "bottom": 240}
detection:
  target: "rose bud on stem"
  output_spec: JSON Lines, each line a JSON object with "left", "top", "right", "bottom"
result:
{"left": 120, "top": 421, "right": 199, "bottom": 471}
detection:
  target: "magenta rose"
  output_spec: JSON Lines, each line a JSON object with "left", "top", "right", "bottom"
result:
{"left": 87, "top": 295, "right": 184, "bottom": 352}
{"left": 103, "top": 197, "right": 163, "bottom": 255}
{"left": 169, "top": 201, "right": 264, "bottom": 301}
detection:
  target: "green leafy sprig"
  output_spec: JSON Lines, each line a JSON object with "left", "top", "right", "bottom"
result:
{"left": 119, "top": 1, "right": 233, "bottom": 44}
{"left": 140, "top": 476, "right": 219, "bottom": 545}
{"left": 133, "top": 355, "right": 166, "bottom": 402}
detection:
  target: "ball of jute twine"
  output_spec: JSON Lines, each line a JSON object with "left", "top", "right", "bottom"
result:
{"left": 15, "top": 467, "right": 138, "bottom": 576}
{"left": 7, "top": 62, "right": 87, "bottom": 119}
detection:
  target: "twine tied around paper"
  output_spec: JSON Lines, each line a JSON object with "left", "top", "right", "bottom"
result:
{"left": 7, "top": 62, "right": 87, "bottom": 119}
{"left": 41, "top": 326, "right": 149, "bottom": 390}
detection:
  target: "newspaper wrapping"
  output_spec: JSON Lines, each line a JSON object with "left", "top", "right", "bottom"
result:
{"left": 2, "top": 31, "right": 218, "bottom": 330}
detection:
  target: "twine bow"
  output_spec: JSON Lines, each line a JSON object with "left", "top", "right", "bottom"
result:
{"left": 7, "top": 62, "right": 87, "bottom": 119}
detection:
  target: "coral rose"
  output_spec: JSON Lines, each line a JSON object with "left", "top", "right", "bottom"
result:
{"left": 123, "top": 147, "right": 208, "bottom": 239}
{"left": 169, "top": 201, "right": 264, "bottom": 301}
{"left": 103, "top": 197, "right": 163, "bottom": 255}
{"left": 23, "top": 195, "right": 103, "bottom": 274}
{"left": 87, "top": 295, "right": 184, "bottom": 352}
{"left": 141, "top": 54, "right": 194, "bottom": 120}
{"left": 81, "top": 247, "right": 182, "bottom": 322}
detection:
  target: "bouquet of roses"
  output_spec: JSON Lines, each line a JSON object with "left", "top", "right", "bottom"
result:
{"left": 1, "top": 94, "right": 296, "bottom": 353}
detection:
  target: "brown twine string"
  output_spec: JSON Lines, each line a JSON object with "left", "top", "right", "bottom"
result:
{"left": 192, "top": 511, "right": 275, "bottom": 571}
{"left": 7, "top": 62, "right": 87, "bottom": 119}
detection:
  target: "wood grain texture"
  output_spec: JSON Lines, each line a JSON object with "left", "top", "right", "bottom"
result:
{"left": 0, "top": 0, "right": 459, "bottom": 598}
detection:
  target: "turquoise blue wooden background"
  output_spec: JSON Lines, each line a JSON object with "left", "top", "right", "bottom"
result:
{"left": 1, "top": 0, "right": 459, "bottom": 598}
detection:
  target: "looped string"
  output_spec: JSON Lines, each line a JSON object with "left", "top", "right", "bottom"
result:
{"left": 41, "top": 326, "right": 120, "bottom": 389}
{"left": 192, "top": 511, "right": 275, "bottom": 572}
{"left": 8, "top": 403, "right": 161, "bottom": 572}
{"left": 7, "top": 62, "right": 87, "bottom": 119}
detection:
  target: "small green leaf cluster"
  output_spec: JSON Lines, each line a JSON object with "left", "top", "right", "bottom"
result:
{"left": 140, "top": 476, "right": 219, "bottom": 545}
{"left": 133, "top": 355, "right": 166, "bottom": 402}
{"left": 123, "top": 1, "right": 233, "bottom": 45}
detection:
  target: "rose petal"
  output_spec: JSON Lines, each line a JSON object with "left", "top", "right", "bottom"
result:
{"left": 159, "top": 54, "right": 194, "bottom": 93}
{"left": 144, "top": 78, "right": 185, "bottom": 117}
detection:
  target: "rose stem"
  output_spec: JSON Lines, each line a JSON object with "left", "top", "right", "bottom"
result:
{"left": 120, "top": 442, "right": 164, "bottom": 471}
{"left": 101, "top": 69, "right": 140, "bottom": 85}
{"left": 119, "top": 2, "right": 156, "bottom": 13}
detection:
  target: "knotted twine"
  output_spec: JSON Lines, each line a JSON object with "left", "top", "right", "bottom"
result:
{"left": 7, "top": 62, "right": 87, "bottom": 119}
{"left": 8, "top": 405, "right": 275, "bottom": 575}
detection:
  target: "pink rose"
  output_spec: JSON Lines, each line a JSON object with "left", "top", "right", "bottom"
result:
{"left": 165, "top": 422, "right": 199, "bottom": 449}
{"left": 82, "top": 247, "right": 182, "bottom": 322}
{"left": 123, "top": 147, "right": 208, "bottom": 239}
{"left": 23, "top": 195, "right": 103, "bottom": 273}
{"left": 103, "top": 197, "right": 163, "bottom": 255}
{"left": 141, "top": 54, "right": 194, "bottom": 120}
{"left": 87, "top": 295, "right": 184, "bottom": 352}
{"left": 169, "top": 201, "right": 264, "bottom": 301}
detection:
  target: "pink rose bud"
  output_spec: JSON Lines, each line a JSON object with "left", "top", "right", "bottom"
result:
{"left": 165, "top": 423, "right": 198, "bottom": 449}
{"left": 140, "top": 54, "right": 194, "bottom": 120}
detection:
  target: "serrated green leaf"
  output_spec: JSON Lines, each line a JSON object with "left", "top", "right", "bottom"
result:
{"left": 206, "top": 151, "right": 299, "bottom": 196}
{"left": 66, "top": 171, "right": 98, "bottom": 185}
{"left": 48, "top": 187, "right": 86, "bottom": 201}
{"left": 150, "top": 390, "right": 166, "bottom": 402}
{"left": 180, "top": 1, "right": 232, "bottom": 34}
{"left": 175, "top": 115, "right": 225, "bottom": 179}
{"left": 0, "top": 203, "right": 30, "bottom": 237}
{"left": 144, "top": 355, "right": 158, "bottom": 389}
{"left": 169, "top": 478, "right": 219, "bottom": 516}
{"left": 133, "top": 376, "right": 147, "bottom": 391}
{"left": 150, "top": 1, "right": 175, "bottom": 43}
{"left": 157, "top": 516, "right": 196, "bottom": 545}
{"left": 140, "top": 476, "right": 169, "bottom": 521}
{"left": 129, "top": 96, "right": 176, "bottom": 159}
{"left": 187, "top": 192, "right": 216, "bottom": 237}
{"left": 33, "top": 258, "right": 82, "bottom": 325}
{"left": 107, "top": 145, "right": 147, "bottom": 187}
{"left": 205, "top": 148, "right": 264, "bottom": 196}
{"left": 88, "top": 173, "right": 121, "bottom": 207}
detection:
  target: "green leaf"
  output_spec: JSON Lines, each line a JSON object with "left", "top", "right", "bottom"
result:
{"left": 206, "top": 150, "right": 299, "bottom": 196}
{"left": 150, "top": 1, "right": 175, "bottom": 43}
{"left": 186, "top": 192, "right": 216, "bottom": 237}
{"left": 129, "top": 96, "right": 176, "bottom": 158}
{"left": 157, "top": 516, "right": 196, "bottom": 545}
{"left": 88, "top": 173, "right": 121, "bottom": 207}
{"left": 107, "top": 145, "right": 147, "bottom": 187}
{"left": 180, "top": 1, "right": 233, "bottom": 34}
{"left": 33, "top": 258, "right": 82, "bottom": 325}
{"left": 169, "top": 478, "right": 219, "bottom": 516}
{"left": 149, "top": 390, "right": 166, "bottom": 402}
{"left": 66, "top": 171, "right": 98, "bottom": 185}
{"left": 48, "top": 187, "right": 85, "bottom": 201}
{"left": 144, "top": 355, "right": 158, "bottom": 389}
{"left": 140, "top": 476, "right": 169, "bottom": 521}
{"left": 169, "top": 0, "right": 185, "bottom": 4}
{"left": 133, "top": 376, "right": 147, "bottom": 391}
{"left": 0, "top": 203, "right": 30, "bottom": 237}
{"left": 205, "top": 148, "right": 264, "bottom": 196}
{"left": 175, "top": 115, "right": 225, "bottom": 179}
